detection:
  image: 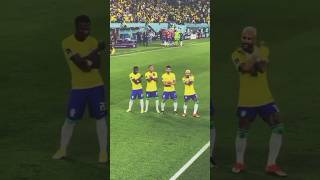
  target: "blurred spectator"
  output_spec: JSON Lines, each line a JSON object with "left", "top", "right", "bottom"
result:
{"left": 110, "top": 0, "right": 210, "bottom": 24}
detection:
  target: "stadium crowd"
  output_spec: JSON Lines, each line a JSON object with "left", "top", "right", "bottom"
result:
{"left": 110, "top": 0, "right": 210, "bottom": 24}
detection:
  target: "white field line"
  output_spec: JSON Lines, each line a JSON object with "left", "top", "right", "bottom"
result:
{"left": 111, "top": 41, "right": 209, "bottom": 58}
{"left": 169, "top": 141, "right": 210, "bottom": 180}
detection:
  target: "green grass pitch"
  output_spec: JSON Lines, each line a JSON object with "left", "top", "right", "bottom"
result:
{"left": 0, "top": 0, "right": 107, "bottom": 179}
{"left": 212, "top": 0, "right": 320, "bottom": 179}
{"left": 110, "top": 39, "right": 210, "bottom": 179}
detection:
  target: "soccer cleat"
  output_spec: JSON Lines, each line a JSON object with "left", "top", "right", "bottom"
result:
{"left": 266, "top": 164, "right": 288, "bottom": 177}
{"left": 174, "top": 111, "right": 178, "bottom": 115}
{"left": 144, "top": 110, "right": 148, "bottom": 113}
{"left": 192, "top": 113, "right": 200, "bottom": 118}
{"left": 52, "top": 148, "right": 66, "bottom": 160}
{"left": 182, "top": 113, "right": 187, "bottom": 117}
{"left": 98, "top": 151, "right": 108, "bottom": 163}
{"left": 232, "top": 163, "right": 246, "bottom": 173}
{"left": 140, "top": 110, "right": 144, "bottom": 113}
{"left": 156, "top": 110, "right": 160, "bottom": 113}
{"left": 126, "top": 109, "right": 131, "bottom": 112}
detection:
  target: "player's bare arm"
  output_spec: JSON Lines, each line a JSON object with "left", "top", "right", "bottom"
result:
{"left": 255, "top": 59, "right": 268, "bottom": 73}
{"left": 70, "top": 54, "right": 92, "bottom": 72}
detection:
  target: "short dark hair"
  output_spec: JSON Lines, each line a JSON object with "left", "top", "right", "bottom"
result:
{"left": 148, "top": 64, "right": 154, "bottom": 68}
{"left": 166, "top": 65, "right": 171, "bottom": 69}
{"left": 133, "top": 66, "right": 139, "bottom": 69}
{"left": 75, "top": 15, "right": 91, "bottom": 27}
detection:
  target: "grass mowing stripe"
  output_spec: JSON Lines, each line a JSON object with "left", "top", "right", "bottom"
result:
{"left": 169, "top": 141, "right": 210, "bottom": 180}
{"left": 112, "top": 41, "right": 209, "bottom": 57}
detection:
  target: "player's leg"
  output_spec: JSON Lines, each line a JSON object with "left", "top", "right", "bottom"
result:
{"left": 145, "top": 92, "right": 150, "bottom": 113}
{"left": 88, "top": 86, "right": 108, "bottom": 163}
{"left": 182, "top": 96, "right": 189, "bottom": 117}
{"left": 53, "top": 89, "right": 86, "bottom": 159}
{"left": 260, "top": 103, "right": 287, "bottom": 176}
{"left": 161, "top": 92, "right": 169, "bottom": 112}
{"left": 171, "top": 91, "right": 178, "bottom": 113}
{"left": 192, "top": 95, "right": 200, "bottom": 117}
{"left": 232, "top": 107, "right": 256, "bottom": 173}
{"left": 138, "top": 89, "right": 144, "bottom": 113}
{"left": 127, "top": 90, "right": 136, "bottom": 112}
{"left": 154, "top": 91, "right": 160, "bottom": 113}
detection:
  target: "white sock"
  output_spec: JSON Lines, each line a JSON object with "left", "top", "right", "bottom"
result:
{"left": 267, "top": 133, "right": 282, "bottom": 166}
{"left": 161, "top": 102, "right": 165, "bottom": 111}
{"left": 60, "top": 120, "right": 75, "bottom": 151}
{"left": 211, "top": 128, "right": 216, "bottom": 157}
{"left": 183, "top": 104, "right": 187, "bottom": 114}
{"left": 173, "top": 101, "right": 178, "bottom": 111}
{"left": 96, "top": 118, "right": 107, "bottom": 153}
{"left": 128, "top": 99, "right": 133, "bottom": 110}
{"left": 140, "top": 99, "right": 144, "bottom": 111}
{"left": 155, "top": 99, "right": 159, "bottom": 112}
{"left": 235, "top": 136, "right": 247, "bottom": 164}
{"left": 193, "top": 103, "right": 199, "bottom": 114}
{"left": 145, "top": 99, "right": 149, "bottom": 112}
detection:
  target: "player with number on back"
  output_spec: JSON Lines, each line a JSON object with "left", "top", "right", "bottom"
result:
{"left": 182, "top": 69, "right": 200, "bottom": 118}
{"left": 127, "top": 66, "right": 144, "bottom": 113}
{"left": 144, "top": 65, "right": 160, "bottom": 113}
{"left": 53, "top": 15, "right": 108, "bottom": 163}
{"left": 231, "top": 26, "right": 287, "bottom": 177}
{"left": 161, "top": 65, "right": 178, "bottom": 114}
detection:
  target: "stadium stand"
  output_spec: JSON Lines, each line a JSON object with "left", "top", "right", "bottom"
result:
{"left": 110, "top": 0, "right": 210, "bottom": 24}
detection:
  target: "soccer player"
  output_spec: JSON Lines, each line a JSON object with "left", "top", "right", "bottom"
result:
{"left": 161, "top": 65, "right": 178, "bottom": 113}
{"left": 144, "top": 65, "right": 160, "bottom": 113}
{"left": 174, "top": 30, "right": 180, "bottom": 47}
{"left": 210, "top": 99, "right": 217, "bottom": 168}
{"left": 182, "top": 69, "right": 200, "bottom": 117}
{"left": 52, "top": 15, "right": 108, "bottom": 163}
{"left": 127, "top": 66, "right": 144, "bottom": 113}
{"left": 231, "top": 26, "right": 287, "bottom": 177}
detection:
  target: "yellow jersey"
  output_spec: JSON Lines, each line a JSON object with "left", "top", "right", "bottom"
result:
{"left": 62, "top": 35, "right": 103, "bottom": 89}
{"left": 182, "top": 75, "right": 196, "bottom": 96}
{"left": 232, "top": 45, "right": 273, "bottom": 107}
{"left": 129, "top": 72, "right": 143, "bottom": 90}
{"left": 162, "top": 72, "right": 176, "bottom": 92}
{"left": 145, "top": 71, "right": 158, "bottom": 92}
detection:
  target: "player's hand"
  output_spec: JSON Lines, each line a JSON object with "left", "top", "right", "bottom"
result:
{"left": 250, "top": 67, "right": 258, "bottom": 76}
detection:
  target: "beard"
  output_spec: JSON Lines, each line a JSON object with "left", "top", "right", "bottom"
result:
{"left": 241, "top": 43, "right": 254, "bottom": 53}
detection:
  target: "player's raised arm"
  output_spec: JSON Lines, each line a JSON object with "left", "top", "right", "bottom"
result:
{"left": 255, "top": 45, "right": 270, "bottom": 73}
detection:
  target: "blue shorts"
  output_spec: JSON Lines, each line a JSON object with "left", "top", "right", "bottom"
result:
{"left": 146, "top": 91, "right": 158, "bottom": 98}
{"left": 67, "top": 86, "right": 106, "bottom": 120}
{"left": 162, "top": 91, "right": 177, "bottom": 100}
{"left": 184, "top": 94, "right": 198, "bottom": 102}
{"left": 237, "top": 102, "right": 279, "bottom": 119}
{"left": 131, "top": 89, "right": 144, "bottom": 100}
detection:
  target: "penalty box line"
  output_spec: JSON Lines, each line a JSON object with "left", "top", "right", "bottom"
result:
{"left": 169, "top": 141, "right": 210, "bottom": 180}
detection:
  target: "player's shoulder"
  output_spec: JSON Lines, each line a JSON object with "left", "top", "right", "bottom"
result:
{"left": 62, "top": 34, "right": 74, "bottom": 46}
{"left": 87, "top": 35, "right": 98, "bottom": 43}
{"left": 232, "top": 47, "right": 245, "bottom": 60}
{"left": 258, "top": 42, "right": 270, "bottom": 58}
